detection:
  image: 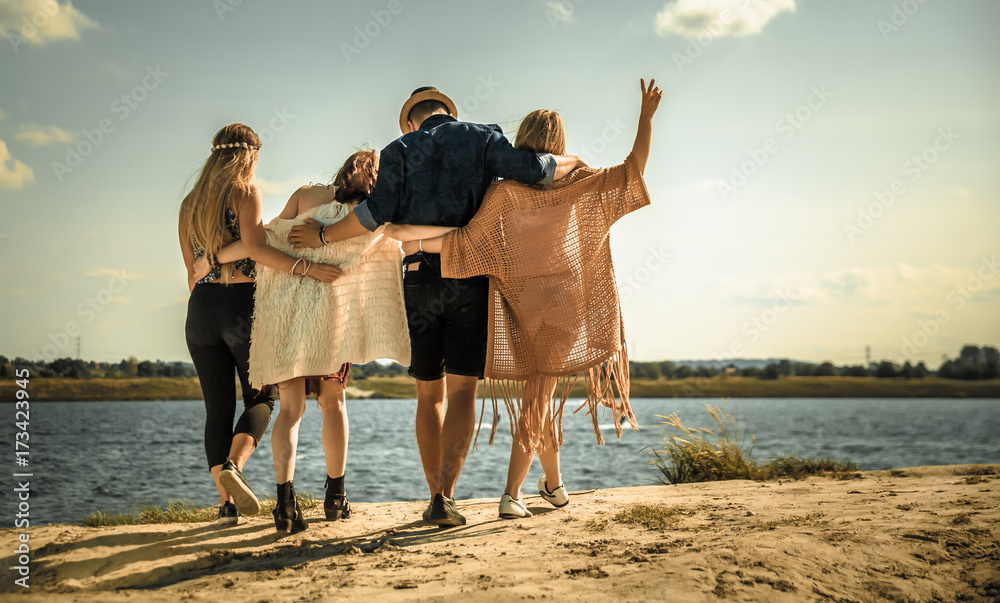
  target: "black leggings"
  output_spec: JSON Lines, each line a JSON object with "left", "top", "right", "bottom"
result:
{"left": 185, "top": 282, "right": 274, "bottom": 469}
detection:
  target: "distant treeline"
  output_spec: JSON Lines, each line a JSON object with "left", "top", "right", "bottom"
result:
{"left": 629, "top": 344, "right": 999, "bottom": 381}
{"left": 0, "top": 355, "right": 408, "bottom": 381}
{"left": 2, "top": 344, "right": 997, "bottom": 381}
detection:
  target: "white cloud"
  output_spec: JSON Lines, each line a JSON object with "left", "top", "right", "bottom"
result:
{"left": 100, "top": 60, "right": 126, "bottom": 80}
{"left": 256, "top": 176, "right": 305, "bottom": 200}
{"left": 15, "top": 123, "right": 76, "bottom": 146}
{"left": 670, "top": 178, "right": 725, "bottom": 194}
{"left": 546, "top": 1, "right": 575, "bottom": 23}
{"left": 712, "top": 262, "right": 1000, "bottom": 308}
{"left": 84, "top": 268, "right": 144, "bottom": 280}
{"left": 0, "top": 0, "right": 99, "bottom": 45}
{"left": 655, "top": 0, "right": 795, "bottom": 38}
{"left": 151, "top": 296, "right": 188, "bottom": 312}
{"left": 0, "top": 140, "right": 34, "bottom": 190}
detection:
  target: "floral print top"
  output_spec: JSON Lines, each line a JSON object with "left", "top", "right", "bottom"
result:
{"left": 192, "top": 206, "right": 256, "bottom": 284}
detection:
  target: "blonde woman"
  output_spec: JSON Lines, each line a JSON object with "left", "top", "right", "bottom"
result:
{"left": 203, "top": 149, "right": 410, "bottom": 533}
{"left": 390, "top": 79, "right": 662, "bottom": 519}
{"left": 178, "top": 123, "right": 341, "bottom": 525}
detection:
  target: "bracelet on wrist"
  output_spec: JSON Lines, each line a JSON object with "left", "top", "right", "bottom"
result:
{"left": 289, "top": 258, "right": 303, "bottom": 275}
{"left": 319, "top": 224, "right": 328, "bottom": 245}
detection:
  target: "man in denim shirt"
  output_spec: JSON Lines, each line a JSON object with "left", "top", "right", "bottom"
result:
{"left": 290, "top": 86, "right": 584, "bottom": 526}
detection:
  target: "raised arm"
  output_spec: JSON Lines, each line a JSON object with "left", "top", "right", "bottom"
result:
{"left": 235, "top": 187, "right": 343, "bottom": 283}
{"left": 384, "top": 224, "right": 457, "bottom": 242}
{"left": 630, "top": 78, "right": 663, "bottom": 175}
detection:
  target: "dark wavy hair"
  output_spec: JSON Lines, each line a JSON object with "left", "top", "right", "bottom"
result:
{"left": 332, "top": 149, "right": 378, "bottom": 204}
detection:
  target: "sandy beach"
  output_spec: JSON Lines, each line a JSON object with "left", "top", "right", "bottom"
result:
{"left": 2, "top": 464, "right": 997, "bottom": 602}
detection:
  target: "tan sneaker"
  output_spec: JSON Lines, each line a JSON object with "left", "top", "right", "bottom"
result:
{"left": 499, "top": 493, "right": 533, "bottom": 519}
{"left": 538, "top": 476, "right": 569, "bottom": 508}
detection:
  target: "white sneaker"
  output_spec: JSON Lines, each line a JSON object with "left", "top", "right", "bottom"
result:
{"left": 499, "top": 493, "right": 533, "bottom": 519}
{"left": 538, "top": 476, "right": 569, "bottom": 508}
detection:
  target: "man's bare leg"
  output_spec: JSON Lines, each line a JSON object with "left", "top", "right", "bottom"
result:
{"left": 438, "top": 374, "right": 479, "bottom": 499}
{"left": 415, "top": 378, "right": 446, "bottom": 498}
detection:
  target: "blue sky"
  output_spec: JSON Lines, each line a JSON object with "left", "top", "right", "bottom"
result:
{"left": 0, "top": 0, "right": 997, "bottom": 367}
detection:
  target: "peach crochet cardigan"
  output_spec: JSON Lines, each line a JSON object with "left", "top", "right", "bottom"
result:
{"left": 440, "top": 153, "right": 651, "bottom": 450}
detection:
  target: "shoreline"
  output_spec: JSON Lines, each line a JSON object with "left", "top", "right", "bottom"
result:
{"left": 2, "top": 464, "right": 997, "bottom": 600}
{"left": 2, "top": 375, "right": 999, "bottom": 402}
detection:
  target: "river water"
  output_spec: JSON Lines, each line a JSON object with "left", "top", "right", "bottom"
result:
{"left": 2, "top": 397, "right": 997, "bottom": 525}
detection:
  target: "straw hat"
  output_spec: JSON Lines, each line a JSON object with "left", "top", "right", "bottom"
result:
{"left": 398, "top": 86, "right": 458, "bottom": 134}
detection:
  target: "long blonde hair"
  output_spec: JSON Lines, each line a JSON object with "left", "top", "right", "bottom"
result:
{"left": 514, "top": 109, "right": 567, "bottom": 155}
{"left": 179, "top": 123, "right": 261, "bottom": 266}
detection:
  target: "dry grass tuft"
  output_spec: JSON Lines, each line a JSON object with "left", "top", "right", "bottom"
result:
{"left": 651, "top": 402, "right": 858, "bottom": 484}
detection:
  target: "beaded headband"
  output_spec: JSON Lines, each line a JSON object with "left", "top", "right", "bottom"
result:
{"left": 211, "top": 141, "right": 260, "bottom": 152}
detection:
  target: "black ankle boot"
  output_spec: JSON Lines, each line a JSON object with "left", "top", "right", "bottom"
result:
{"left": 324, "top": 476, "right": 351, "bottom": 521}
{"left": 273, "top": 481, "right": 308, "bottom": 533}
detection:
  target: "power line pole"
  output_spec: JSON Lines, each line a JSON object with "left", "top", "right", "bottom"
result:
{"left": 77, "top": 337, "right": 82, "bottom": 360}
{"left": 865, "top": 345, "right": 871, "bottom": 375}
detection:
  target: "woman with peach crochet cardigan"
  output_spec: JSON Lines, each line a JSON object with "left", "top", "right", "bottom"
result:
{"left": 388, "top": 78, "right": 663, "bottom": 519}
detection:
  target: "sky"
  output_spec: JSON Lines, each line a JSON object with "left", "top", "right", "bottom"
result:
{"left": 0, "top": 0, "right": 997, "bottom": 368}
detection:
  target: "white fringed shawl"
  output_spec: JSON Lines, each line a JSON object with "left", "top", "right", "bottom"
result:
{"left": 249, "top": 202, "right": 410, "bottom": 387}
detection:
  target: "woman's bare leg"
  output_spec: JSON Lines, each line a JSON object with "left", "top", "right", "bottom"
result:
{"left": 210, "top": 465, "right": 232, "bottom": 506}
{"left": 317, "top": 378, "right": 349, "bottom": 480}
{"left": 271, "top": 378, "right": 306, "bottom": 484}
{"left": 537, "top": 444, "right": 563, "bottom": 492}
{"left": 505, "top": 441, "right": 535, "bottom": 501}
{"left": 227, "top": 433, "right": 257, "bottom": 470}
{"left": 504, "top": 377, "right": 559, "bottom": 499}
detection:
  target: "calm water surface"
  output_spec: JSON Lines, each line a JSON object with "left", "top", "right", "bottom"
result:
{"left": 2, "top": 397, "right": 997, "bottom": 525}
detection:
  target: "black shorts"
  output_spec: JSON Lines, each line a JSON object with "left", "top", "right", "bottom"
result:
{"left": 403, "top": 268, "right": 489, "bottom": 381}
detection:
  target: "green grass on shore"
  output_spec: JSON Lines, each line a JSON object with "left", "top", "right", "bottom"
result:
{"left": 3, "top": 375, "right": 998, "bottom": 402}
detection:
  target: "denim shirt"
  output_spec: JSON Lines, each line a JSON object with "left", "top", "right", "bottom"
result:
{"left": 354, "top": 114, "right": 556, "bottom": 271}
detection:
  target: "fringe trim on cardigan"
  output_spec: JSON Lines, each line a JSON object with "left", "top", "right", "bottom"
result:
{"left": 474, "top": 342, "right": 637, "bottom": 454}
